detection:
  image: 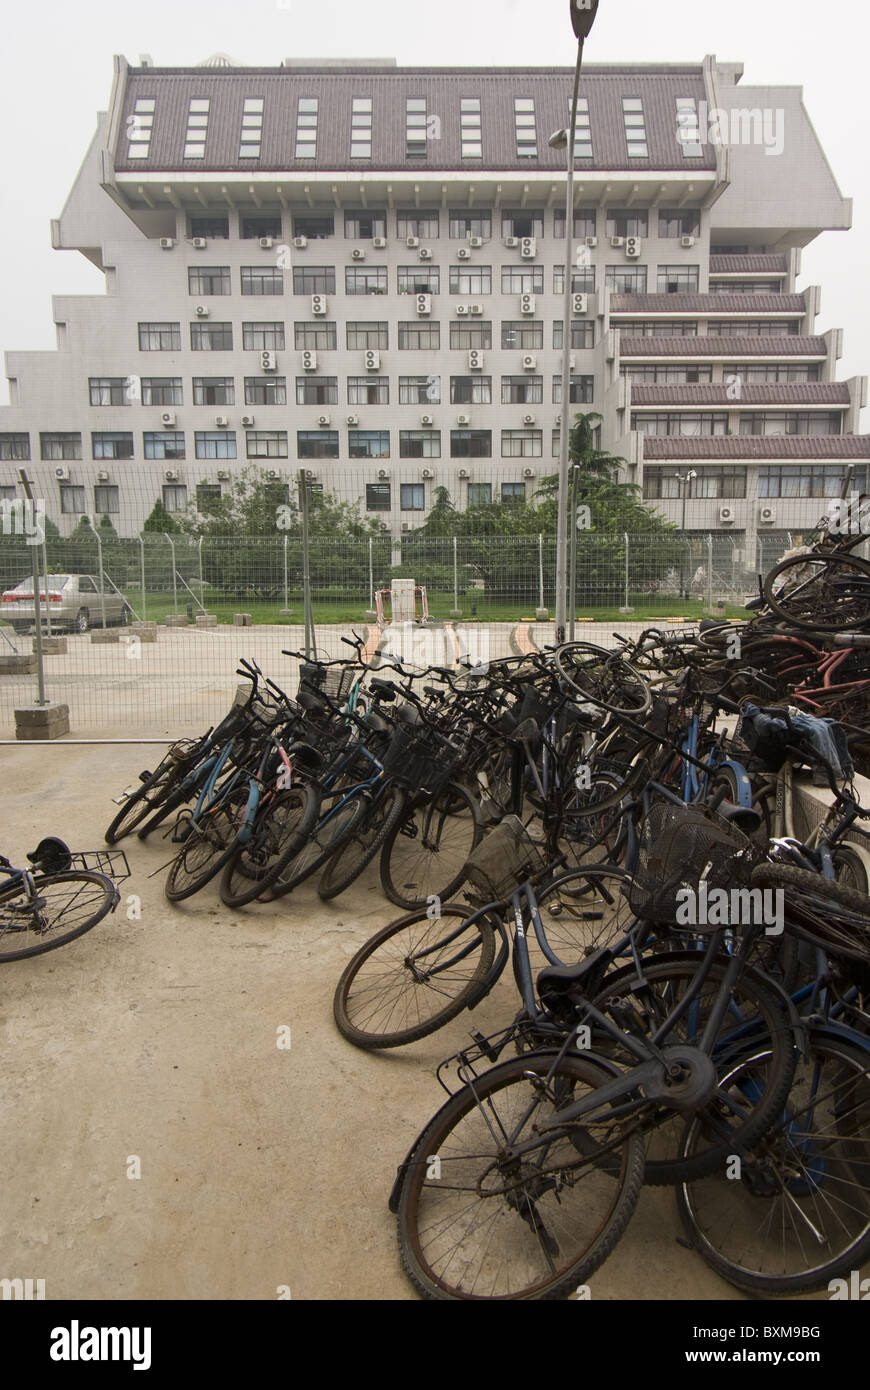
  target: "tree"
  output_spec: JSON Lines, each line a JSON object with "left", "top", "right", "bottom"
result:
{"left": 141, "top": 499, "right": 180, "bottom": 534}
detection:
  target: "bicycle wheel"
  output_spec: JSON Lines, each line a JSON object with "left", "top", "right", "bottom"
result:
{"left": 164, "top": 784, "right": 250, "bottom": 903}
{"left": 531, "top": 866, "right": 636, "bottom": 973}
{"left": 396, "top": 1051, "right": 645, "bottom": 1299}
{"left": 553, "top": 644, "right": 652, "bottom": 718}
{"left": 379, "top": 781, "right": 483, "bottom": 910}
{"left": 591, "top": 953, "right": 797, "bottom": 1185}
{"left": 676, "top": 1033, "right": 870, "bottom": 1295}
{"left": 315, "top": 785, "right": 405, "bottom": 901}
{"left": 105, "top": 739, "right": 207, "bottom": 844}
{"left": 333, "top": 904, "right": 497, "bottom": 1049}
{"left": 763, "top": 552, "right": 870, "bottom": 632}
{"left": 218, "top": 785, "right": 319, "bottom": 908}
{"left": 269, "top": 789, "right": 374, "bottom": 898}
{"left": 0, "top": 871, "right": 118, "bottom": 961}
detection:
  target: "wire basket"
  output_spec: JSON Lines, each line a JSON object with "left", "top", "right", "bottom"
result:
{"left": 297, "top": 663, "right": 357, "bottom": 702}
{"left": 464, "top": 815, "right": 549, "bottom": 902}
{"left": 68, "top": 849, "right": 131, "bottom": 881}
{"left": 380, "top": 725, "right": 454, "bottom": 793}
{"left": 627, "top": 802, "right": 759, "bottom": 927}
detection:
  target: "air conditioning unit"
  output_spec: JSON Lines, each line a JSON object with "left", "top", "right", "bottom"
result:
{"left": 346, "top": 414, "right": 360, "bottom": 426}
{"left": 522, "top": 355, "right": 537, "bottom": 370}
{"left": 520, "top": 237, "right": 537, "bottom": 259}
{"left": 416, "top": 294, "right": 432, "bottom": 315}
{"left": 523, "top": 467, "right": 536, "bottom": 479}
{"left": 164, "top": 469, "right": 179, "bottom": 481}
{"left": 160, "top": 412, "right": 177, "bottom": 427}
{"left": 421, "top": 467, "right": 434, "bottom": 479}
{"left": 572, "top": 294, "right": 589, "bottom": 315}
{"left": 215, "top": 416, "right": 229, "bottom": 428}
{"left": 241, "top": 415, "right": 255, "bottom": 428}
{"left": 195, "top": 304, "right": 209, "bottom": 317}
{"left": 96, "top": 469, "right": 109, "bottom": 482}
{"left": 261, "top": 351, "right": 277, "bottom": 371}
{"left": 457, "top": 415, "right": 471, "bottom": 426}
{"left": 54, "top": 466, "right": 70, "bottom": 481}
{"left": 301, "top": 350, "right": 317, "bottom": 371}
{"left": 259, "top": 237, "right": 274, "bottom": 249}
{"left": 522, "top": 413, "right": 536, "bottom": 425}
{"left": 504, "top": 236, "right": 519, "bottom": 248}
{"left": 457, "top": 247, "right": 471, "bottom": 261}
{"left": 377, "top": 468, "right": 390, "bottom": 480}
{"left": 267, "top": 469, "right": 281, "bottom": 481}
{"left": 317, "top": 414, "right": 331, "bottom": 427}
{"left": 681, "top": 235, "right": 696, "bottom": 249}
{"left": 520, "top": 294, "right": 536, "bottom": 315}
{"left": 469, "top": 304, "right": 483, "bottom": 316}
{"left": 457, "top": 467, "right": 471, "bottom": 479}
{"left": 456, "top": 304, "right": 469, "bottom": 316}
{"left": 406, "top": 235, "right": 420, "bottom": 248}
{"left": 419, "top": 247, "right": 433, "bottom": 260}
{"left": 420, "top": 414, "right": 434, "bottom": 426}
{"left": 364, "top": 350, "right": 380, "bottom": 371}
{"left": 305, "top": 469, "right": 318, "bottom": 481}
{"left": 468, "top": 350, "right": 484, "bottom": 370}
{"left": 625, "top": 237, "right": 642, "bottom": 259}
{"left": 372, "top": 237, "right": 387, "bottom": 249}
{"left": 610, "top": 236, "right": 625, "bottom": 248}
{"left": 468, "top": 236, "right": 483, "bottom": 249}
{"left": 191, "top": 237, "right": 207, "bottom": 249}
{"left": 351, "top": 247, "right": 366, "bottom": 261}
{"left": 293, "top": 236, "right": 308, "bottom": 249}
{"left": 216, "top": 469, "right": 230, "bottom": 480}
{"left": 311, "top": 295, "right": 327, "bottom": 315}
{"left": 159, "top": 237, "right": 175, "bottom": 250}
{"left": 719, "top": 505, "right": 735, "bottom": 524}
{"left": 759, "top": 505, "right": 777, "bottom": 525}
{"left": 585, "top": 236, "right": 598, "bottom": 248}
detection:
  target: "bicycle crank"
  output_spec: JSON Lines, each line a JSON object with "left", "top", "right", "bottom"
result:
{"left": 640, "top": 1047, "right": 717, "bottom": 1113}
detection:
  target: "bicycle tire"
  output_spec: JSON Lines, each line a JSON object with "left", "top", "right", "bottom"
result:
{"left": 316, "top": 785, "right": 405, "bottom": 901}
{"left": 762, "top": 552, "right": 870, "bottom": 632}
{"left": 676, "top": 1033, "right": 870, "bottom": 1295}
{"left": 379, "top": 780, "right": 483, "bottom": 910}
{"left": 218, "top": 784, "right": 319, "bottom": 908}
{"left": 268, "top": 789, "right": 375, "bottom": 898}
{"left": 0, "top": 871, "right": 118, "bottom": 961}
{"left": 396, "top": 1051, "right": 645, "bottom": 1299}
{"left": 553, "top": 644, "right": 652, "bottom": 718}
{"left": 333, "top": 904, "right": 497, "bottom": 1049}
{"left": 164, "top": 784, "right": 250, "bottom": 903}
{"left": 105, "top": 739, "right": 208, "bottom": 844}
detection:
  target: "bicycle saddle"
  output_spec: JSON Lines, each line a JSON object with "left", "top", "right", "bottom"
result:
{"left": 536, "top": 947, "right": 612, "bottom": 1005}
{"left": 26, "top": 837, "right": 72, "bottom": 874}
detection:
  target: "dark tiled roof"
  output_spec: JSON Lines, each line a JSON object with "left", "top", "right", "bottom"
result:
{"left": 620, "top": 336, "right": 828, "bottom": 357}
{"left": 631, "top": 384, "right": 850, "bottom": 406}
{"left": 643, "top": 436, "right": 870, "bottom": 460}
{"left": 115, "top": 65, "right": 717, "bottom": 175}
{"left": 611, "top": 294, "right": 804, "bottom": 314}
{"left": 709, "top": 255, "right": 788, "bottom": 274}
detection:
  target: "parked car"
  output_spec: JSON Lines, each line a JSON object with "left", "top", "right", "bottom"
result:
{"left": 1, "top": 575, "right": 131, "bottom": 634}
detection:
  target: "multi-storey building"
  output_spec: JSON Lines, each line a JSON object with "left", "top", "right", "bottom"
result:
{"left": 1, "top": 51, "right": 867, "bottom": 565}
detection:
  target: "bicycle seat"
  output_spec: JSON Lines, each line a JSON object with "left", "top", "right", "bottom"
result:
{"left": 369, "top": 678, "right": 397, "bottom": 700}
{"left": 286, "top": 741, "right": 323, "bottom": 772}
{"left": 27, "top": 837, "right": 72, "bottom": 874}
{"left": 537, "top": 948, "right": 612, "bottom": 1004}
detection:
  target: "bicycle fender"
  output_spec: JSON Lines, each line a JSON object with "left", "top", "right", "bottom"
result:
{"left": 720, "top": 756, "right": 755, "bottom": 810}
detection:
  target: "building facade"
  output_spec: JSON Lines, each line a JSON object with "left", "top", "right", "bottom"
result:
{"left": 1, "top": 51, "right": 867, "bottom": 565}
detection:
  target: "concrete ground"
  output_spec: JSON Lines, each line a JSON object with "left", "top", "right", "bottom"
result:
{"left": 0, "top": 741, "right": 860, "bottom": 1301}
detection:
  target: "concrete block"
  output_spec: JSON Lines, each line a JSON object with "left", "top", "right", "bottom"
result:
{"left": 233, "top": 613, "right": 253, "bottom": 627}
{"left": 449, "top": 609, "right": 462, "bottom": 620}
{"left": 90, "top": 628, "right": 120, "bottom": 644}
{"left": 129, "top": 623, "right": 158, "bottom": 643}
{"left": 0, "top": 654, "right": 37, "bottom": 675}
{"left": 195, "top": 613, "right": 218, "bottom": 629}
{"left": 535, "top": 608, "right": 549, "bottom": 621}
{"left": 35, "top": 636, "right": 68, "bottom": 655}
{"left": 164, "top": 615, "right": 189, "bottom": 628}
{"left": 14, "top": 703, "right": 70, "bottom": 740}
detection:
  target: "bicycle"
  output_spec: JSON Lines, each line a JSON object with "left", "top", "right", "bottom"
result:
{"left": 0, "top": 839, "right": 125, "bottom": 961}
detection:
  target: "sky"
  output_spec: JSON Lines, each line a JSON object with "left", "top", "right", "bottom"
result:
{"left": 1, "top": 0, "right": 868, "bottom": 410}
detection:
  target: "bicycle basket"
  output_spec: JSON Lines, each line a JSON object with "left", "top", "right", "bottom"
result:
{"left": 463, "top": 815, "right": 548, "bottom": 901}
{"left": 381, "top": 725, "right": 454, "bottom": 793}
{"left": 627, "top": 802, "right": 759, "bottom": 928}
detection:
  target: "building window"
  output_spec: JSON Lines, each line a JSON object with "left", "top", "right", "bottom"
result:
{"left": 644, "top": 467, "right": 746, "bottom": 500}
{"left": 552, "top": 375, "right": 595, "bottom": 404}
{"left": 344, "top": 209, "right": 386, "bottom": 239}
{"left": 162, "top": 484, "right": 188, "bottom": 512}
{"left": 399, "top": 375, "right": 439, "bottom": 404}
{"left": 501, "top": 320, "right": 543, "bottom": 350}
{"left": 725, "top": 364, "right": 820, "bottom": 383}
{"left": 605, "top": 266, "right": 648, "bottom": 294}
{"left": 632, "top": 413, "right": 728, "bottom": 437}
{"left": 60, "top": 485, "right": 87, "bottom": 514}
{"left": 460, "top": 98, "right": 482, "bottom": 158}
{"left": 553, "top": 207, "right": 597, "bottom": 239}
{"left": 194, "top": 431, "right": 237, "bottom": 459}
{"left": 621, "top": 364, "right": 712, "bottom": 383}
{"left": 553, "top": 321, "right": 595, "bottom": 349}
{"left": 296, "top": 376, "right": 338, "bottom": 405}
{"left": 399, "top": 430, "right": 440, "bottom": 458}
{"left": 468, "top": 483, "right": 492, "bottom": 506}
{"left": 759, "top": 465, "right": 865, "bottom": 498}
{"left": 659, "top": 208, "right": 701, "bottom": 238}
{"left": 241, "top": 214, "right": 282, "bottom": 239}
{"left": 143, "top": 431, "right": 185, "bottom": 460}
{"left": 622, "top": 97, "right": 648, "bottom": 158}
{"left": 191, "top": 322, "right": 233, "bottom": 351}
{"left": 739, "top": 412, "right": 843, "bottom": 437}
{"left": 502, "top": 482, "right": 526, "bottom": 503}
{"left": 349, "top": 430, "right": 389, "bottom": 459}
{"left": 241, "top": 267, "right": 284, "bottom": 295}
{"left": 89, "top": 377, "right": 129, "bottom": 406}
{"left": 450, "top": 430, "right": 491, "bottom": 458}
{"left": 345, "top": 266, "right": 388, "bottom": 296}
{"left": 246, "top": 376, "right": 287, "bottom": 405}
{"left": 450, "top": 321, "right": 491, "bottom": 349}
{"left": 244, "top": 322, "right": 286, "bottom": 350}
{"left": 92, "top": 432, "right": 134, "bottom": 460}
{"left": 193, "top": 377, "right": 234, "bottom": 406}
{"left": 501, "top": 429, "right": 542, "bottom": 457}
{"left": 710, "top": 280, "right": 782, "bottom": 295}
{"left": 189, "top": 216, "right": 229, "bottom": 239}
{"left": 501, "top": 211, "right": 544, "bottom": 240}
{"left": 406, "top": 97, "right": 428, "bottom": 158}
{"left": 400, "top": 483, "right": 425, "bottom": 510}
{"left": 366, "top": 483, "right": 391, "bottom": 510}
{"left": 568, "top": 96, "right": 593, "bottom": 159}
{"left": 294, "top": 321, "right": 335, "bottom": 350}
{"left": 449, "top": 265, "right": 491, "bottom": 295}
{"left": 139, "top": 321, "right": 181, "bottom": 351}
{"left": 553, "top": 264, "right": 596, "bottom": 294}
{"left": 246, "top": 430, "right": 288, "bottom": 458}
{"left": 657, "top": 265, "right": 700, "bottom": 294}
{"left": 448, "top": 210, "right": 491, "bottom": 239}
{"left": 398, "top": 321, "right": 440, "bottom": 350}
{"left": 397, "top": 266, "right": 440, "bottom": 294}
{"left": 239, "top": 97, "right": 264, "bottom": 159}
{"left": 708, "top": 321, "right": 799, "bottom": 337}
{"left": 0, "top": 433, "right": 29, "bottom": 460}
{"left": 347, "top": 376, "right": 389, "bottom": 405}
{"left": 196, "top": 484, "right": 222, "bottom": 514}
{"left": 350, "top": 97, "right": 373, "bottom": 158}
{"left": 41, "top": 432, "right": 81, "bottom": 461}
{"left": 183, "top": 97, "right": 210, "bottom": 159}
{"left": 126, "top": 97, "right": 155, "bottom": 159}
{"left": 502, "top": 375, "right": 543, "bottom": 404}
{"left": 606, "top": 208, "right": 648, "bottom": 239}
{"left": 502, "top": 265, "right": 544, "bottom": 294}
{"left": 141, "top": 377, "right": 182, "bottom": 405}
{"left": 188, "top": 266, "right": 230, "bottom": 296}
{"left": 346, "top": 321, "right": 388, "bottom": 350}
{"left": 293, "top": 212, "right": 333, "bottom": 239}
{"left": 676, "top": 97, "right": 704, "bottom": 158}
{"left": 513, "top": 97, "right": 537, "bottom": 157}
{"left": 295, "top": 97, "right": 318, "bottom": 159}
{"left": 620, "top": 320, "right": 698, "bottom": 338}
{"left": 397, "top": 210, "right": 439, "bottom": 239}
{"left": 94, "top": 485, "right": 120, "bottom": 514}
{"left": 451, "top": 376, "right": 492, "bottom": 405}
{"left": 292, "top": 265, "right": 336, "bottom": 295}
{"left": 297, "top": 431, "right": 339, "bottom": 459}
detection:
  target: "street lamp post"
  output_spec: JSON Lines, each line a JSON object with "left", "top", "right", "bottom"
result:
{"left": 677, "top": 469, "right": 697, "bottom": 599}
{"left": 553, "top": 0, "right": 600, "bottom": 644}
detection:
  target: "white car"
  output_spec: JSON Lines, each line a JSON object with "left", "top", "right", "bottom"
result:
{"left": 1, "top": 574, "right": 131, "bottom": 634}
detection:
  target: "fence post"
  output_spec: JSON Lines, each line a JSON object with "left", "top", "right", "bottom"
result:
{"left": 537, "top": 534, "right": 546, "bottom": 617}
{"left": 139, "top": 535, "right": 146, "bottom": 620}
{"left": 41, "top": 537, "right": 52, "bottom": 637}
{"left": 164, "top": 533, "right": 178, "bottom": 615}
{"left": 198, "top": 535, "right": 204, "bottom": 599}
{"left": 18, "top": 469, "right": 47, "bottom": 705}
{"left": 453, "top": 536, "right": 459, "bottom": 615}
{"left": 624, "top": 532, "right": 630, "bottom": 612}
{"left": 297, "top": 469, "right": 314, "bottom": 659}
{"left": 706, "top": 533, "right": 714, "bottom": 610}
{"left": 568, "top": 467, "right": 578, "bottom": 641}
{"left": 369, "top": 535, "right": 374, "bottom": 611}
{"left": 284, "top": 533, "right": 290, "bottom": 613}
{"left": 87, "top": 517, "right": 107, "bottom": 629}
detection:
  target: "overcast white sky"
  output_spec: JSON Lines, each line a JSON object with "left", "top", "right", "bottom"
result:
{"left": 2, "top": 0, "right": 868, "bottom": 410}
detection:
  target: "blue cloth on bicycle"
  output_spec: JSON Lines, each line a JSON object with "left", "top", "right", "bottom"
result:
{"left": 741, "top": 705, "right": 853, "bottom": 781}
